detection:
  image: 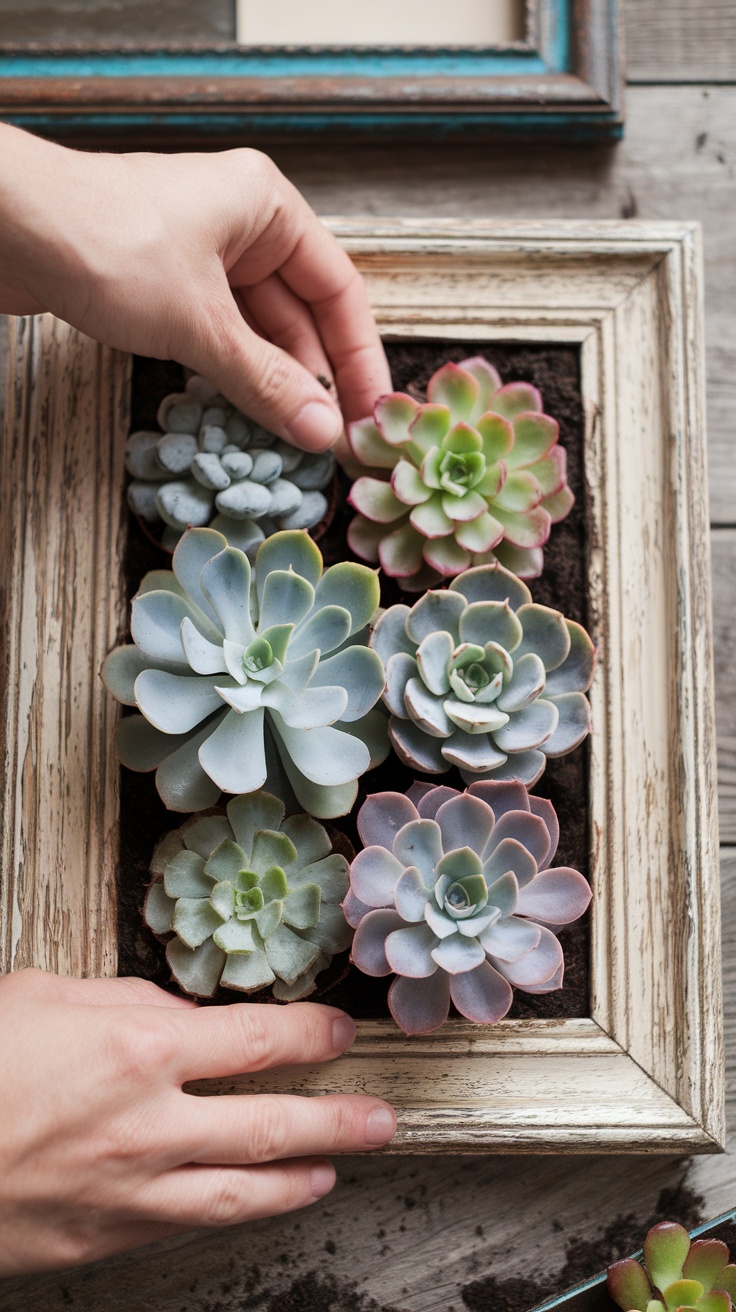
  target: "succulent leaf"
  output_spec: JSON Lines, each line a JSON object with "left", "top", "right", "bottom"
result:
{"left": 347, "top": 356, "right": 573, "bottom": 588}
{"left": 346, "top": 782, "right": 590, "bottom": 1034}
{"left": 608, "top": 1258, "right": 656, "bottom": 1312}
{"left": 370, "top": 563, "right": 593, "bottom": 785}
{"left": 646, "top": 1225, "right": 694, "bottom": 1294}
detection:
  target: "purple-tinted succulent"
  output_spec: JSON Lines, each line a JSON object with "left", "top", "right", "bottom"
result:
{"left": 344, "top": 780, "right": 591, "bottom": 1035}
{"left": 347, "top": 356, "right": 574, "bottom": 591}
{"left": 608, "top": 1222, "right": 736, "bottom": 1312}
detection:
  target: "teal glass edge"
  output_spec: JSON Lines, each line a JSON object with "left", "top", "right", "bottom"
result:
{"left": 531, "top": 1208, "right": 736, "bottom": 1311}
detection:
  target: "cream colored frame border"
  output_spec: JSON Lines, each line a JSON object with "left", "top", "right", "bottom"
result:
{"left": 0, "top": 221, "right": 722, "bottom": 1154}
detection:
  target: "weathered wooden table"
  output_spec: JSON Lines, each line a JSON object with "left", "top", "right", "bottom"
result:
{"left": 1, "top": 1, "right": 735, "bottom": 1308}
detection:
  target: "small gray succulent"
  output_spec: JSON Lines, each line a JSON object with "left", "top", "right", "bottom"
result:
{"left": 145, "top": 791, "right": 353, "bottom": 1000}
{"left": 126, "top": 373, "right": 335, "bottom": 552}
{"left": 370, "top": 561, "right": 595, "bottom": 787}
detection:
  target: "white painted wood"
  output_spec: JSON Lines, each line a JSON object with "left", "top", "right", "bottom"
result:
{"left": 0, "top": 221, "right": 720, "bottom": 1158}
{"left": 0, "top": 315, "right": 129, "bottom": 980}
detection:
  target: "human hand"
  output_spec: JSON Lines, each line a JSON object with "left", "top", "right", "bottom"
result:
{"left": 0, "top": 125, "right": 391, "bottom": 454}
{"left": 0, "top": 969, "right": 396, "bottom": 1276}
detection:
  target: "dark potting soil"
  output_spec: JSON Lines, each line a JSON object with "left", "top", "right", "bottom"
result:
{"left": 117, "top": 339, "right": 591, "bottom": 1021}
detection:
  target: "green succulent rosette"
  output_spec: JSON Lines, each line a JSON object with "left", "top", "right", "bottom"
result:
{"left": 347, "top": 356, "right": 574, "bottom": 591}
{"left": 102, "top": 527, "right": 389, "bottom": 819}
{"left": 145, "top": 791, "right": 353, "bottom": 1000}
{"left": 608, "top": 1223, "right": 736, "bottom": 1312}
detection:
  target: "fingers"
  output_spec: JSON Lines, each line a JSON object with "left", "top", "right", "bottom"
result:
{"left": 217, "top": 151, "right": 390, "bottom": 431}
{"left": 192, "top": 293, "right": 343, "bottom": 452}
{"left": 276, "top": 218, "right": 392, "bottom": 425}
{"left": 238, "top": 273, "right": 333, "bottom": 386}
{"left": 68, "top": 977, "right": 197, "bottom": 1010}
{"left": 169, "top": 1001, "right": 357, "bottom": 1081}
{"left": 0, "top": 969, "right": 195, "bottom": 1011}
{"left": 179, "top": 1093, "right": 397, "bottom": 1165}
{"left": 137, "top": 1158, "right": 336, "bottom": 1228}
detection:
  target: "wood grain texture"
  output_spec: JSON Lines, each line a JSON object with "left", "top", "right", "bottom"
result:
{"left": 626, "top": 0, "right": 736, "bottom": 83}
{"left": 711, "top": 530, "right": 736, "bottom": 841}
{"left": 0, "top": 221, "right": 720, "bottom": 1157}
{"left": 0, "top": 0, "right": 235, "bottom": 42}
{"left": 0, "top": 315, "right": 128, "bottom": 978}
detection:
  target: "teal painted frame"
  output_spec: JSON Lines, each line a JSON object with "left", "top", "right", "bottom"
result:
{"left": 0, "top": 0, "right": 623, "bottom": 142}
{"left": 531, "top": 1209, "right": 736, "bottom": 1311}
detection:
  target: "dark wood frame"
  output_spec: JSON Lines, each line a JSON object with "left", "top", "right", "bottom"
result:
{"left": 0, "top": 0, "right": 623, "bottom": 142}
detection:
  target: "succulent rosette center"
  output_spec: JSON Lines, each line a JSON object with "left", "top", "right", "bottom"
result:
{"left": 344, "top": 780, "right": 592, "bottom": 1035}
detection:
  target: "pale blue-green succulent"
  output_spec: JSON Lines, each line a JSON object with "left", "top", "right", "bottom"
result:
{"left": 370, "top": 560, "right": 594, "bottom": 787}
{"left": 126, "top": 374, "right": 335, "bottom": 551}
{"left": 145, "top": 792, "right": 353, "bottom": 999}
{"left": 102, "top": 527, "right": 389, "bottom": 818}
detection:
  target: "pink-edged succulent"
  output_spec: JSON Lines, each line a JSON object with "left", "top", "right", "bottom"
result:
{"left": 343, "top": 780, "right": 591, "bottom": 1035}
{"left": 347, "top": 356, "right": 574, "bottom": 591}
{"left": 608, "top": 1222, "right": 736, "bottom": 1312}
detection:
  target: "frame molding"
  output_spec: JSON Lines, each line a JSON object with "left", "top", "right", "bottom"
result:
{"left": 0, "top": 0, "right": 623, "bottom": 141}
{"left": 0, "top": 220, "right": 720, "bottom": 1154}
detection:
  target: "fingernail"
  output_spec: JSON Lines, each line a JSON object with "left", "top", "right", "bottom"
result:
{"left": 332, "top": 1014, "right": 356, "bottom": 1053}
{"left": 365, "top": 1106, "right": 396, "bottom": 1146}
{"left": 311, "top": 1161, "right": 336, "bottom": 1199}
{"left": 288, "top": 399, "right": 342, "bottom": 452}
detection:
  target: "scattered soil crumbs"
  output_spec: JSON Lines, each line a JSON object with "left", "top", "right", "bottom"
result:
{"left": 461, "top": 1180, "right": 705, "bottom": 1311}
{"left": 118, "top": 340, "right": 591, "bottom": 1021}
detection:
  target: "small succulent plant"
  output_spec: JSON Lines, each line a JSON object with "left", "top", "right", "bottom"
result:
{"left": 347, "top": 356, "right": 573, "bottom": 591}
{"left": 608, "top": 1223, "right": 736, "bottom": 1312}
{"left": 144, "top": 791, "right": 353, "bottom": 1000}
{"left": 344, "top": 780, "right": 591, "bottom": 1034}
{"left": 102, "top": 527, "right": 389, "bottom": 819}
{"left": 126, "top": 373, "right": 335, "bottom": 551}
{"left": 370, "top": 560, "right": 594, "bottom": 787}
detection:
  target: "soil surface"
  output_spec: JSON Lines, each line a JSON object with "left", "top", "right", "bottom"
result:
{"left": 118, "top": 340, "right": 590, "bottom": 1021}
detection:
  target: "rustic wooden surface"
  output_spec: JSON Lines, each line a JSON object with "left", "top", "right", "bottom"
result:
{"left": 1, "top": 1, "right": 736, "bottom": 1309}
{"left": 0, "top": 317, "right": 128, "bottom": 983}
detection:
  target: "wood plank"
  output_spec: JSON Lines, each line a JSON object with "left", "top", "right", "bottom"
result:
{"left": 626, "top": 0, "right": 736, "bottom": 84}
{"left": 0, "top": 0, "right": 235, "bottom": 42}
{"left": 0, "top": 315, "right": 128, "bottom": 978}
{"left": 711, "top": 530, "right": 736, "bottom": 841}
{"left": 0, "top": 854, "right": 732, "bottom": 1312}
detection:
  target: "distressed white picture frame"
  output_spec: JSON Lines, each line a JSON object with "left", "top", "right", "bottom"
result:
{"left": 0, "top": 220, "right": 721, "bottom": 1154}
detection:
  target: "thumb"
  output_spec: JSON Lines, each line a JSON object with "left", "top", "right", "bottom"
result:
{"left": 188, "top": 301, "right": 344, "bottom": 453}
